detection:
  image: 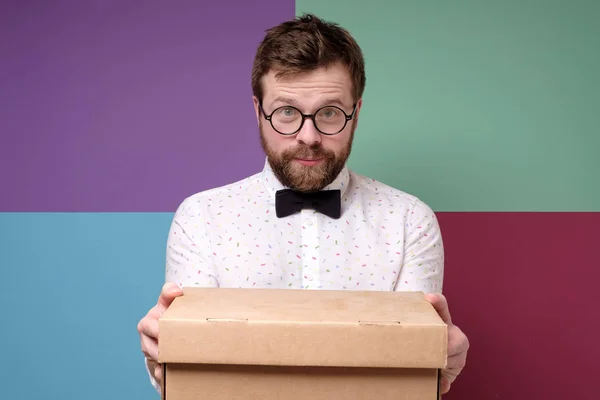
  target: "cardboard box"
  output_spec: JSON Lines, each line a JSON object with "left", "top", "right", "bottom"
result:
{"left": 158, "top": 287, "right": 447, "bottom": 399}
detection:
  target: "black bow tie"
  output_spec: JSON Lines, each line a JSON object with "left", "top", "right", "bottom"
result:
{"left": 275, "top": 189, "right": 341, "bottom": 219}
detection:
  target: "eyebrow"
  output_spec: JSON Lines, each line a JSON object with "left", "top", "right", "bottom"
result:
{"left": 271, "top": 96, "right": 351, "bottom": 110}
{"left": 271, "top": 97, "right": 301, "bottom": 107}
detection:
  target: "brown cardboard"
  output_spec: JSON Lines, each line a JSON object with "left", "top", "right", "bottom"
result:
{"left": 158, "top": 288, "right": 447, "bottom": 399}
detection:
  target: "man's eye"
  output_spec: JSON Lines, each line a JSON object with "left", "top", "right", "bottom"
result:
{"left": 278, "top": 108, "right": 297, "bottom": 117}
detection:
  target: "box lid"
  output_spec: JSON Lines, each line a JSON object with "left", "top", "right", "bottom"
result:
{"left": 158, "top": 288, "right": 447, "bottom": 369}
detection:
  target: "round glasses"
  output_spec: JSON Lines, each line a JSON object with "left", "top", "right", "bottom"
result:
{"left": 260, "top": 103, "right": 357, "bottom": 135}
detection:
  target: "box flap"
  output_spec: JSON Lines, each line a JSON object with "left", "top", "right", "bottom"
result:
{"left": 158, "top": 288, "right": 447, "bottom": 369}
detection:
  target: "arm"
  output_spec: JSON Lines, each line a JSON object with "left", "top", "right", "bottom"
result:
{"left": 165, "top": 197, "right": 218, "bottom": 288}
{"left": 394, "top": 198, "right": 444, "bottom": 293}
{"left": 396, "top": 198, "right": 469, "bottom": 394}
{"left": 140, "top": 197, "right": 218, "bottom": 393}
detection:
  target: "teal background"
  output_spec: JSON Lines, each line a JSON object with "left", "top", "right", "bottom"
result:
{"left": 296, "top": 0, "right": 600, "bottom": 211}
{"left": 0, "top": 213, "right": 171, "bottom": 399}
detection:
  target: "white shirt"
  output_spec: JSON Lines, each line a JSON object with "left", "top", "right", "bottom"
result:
{"left": 165, "top": 158, "right": 444, "bottom": 292}
{"left": 148, "top": 158, "right": 445, "bottom": 392}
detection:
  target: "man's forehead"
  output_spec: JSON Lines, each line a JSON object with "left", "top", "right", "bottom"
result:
{"left": 261, "top": 65, "right": 354, "bottom": 104}
{"left": 265, "top": 63, "right": 350, "bottom": 83}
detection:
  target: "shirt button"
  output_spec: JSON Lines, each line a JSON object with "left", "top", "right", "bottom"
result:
{"left": 307, "top": 220, "right": 314, "bottom": 226}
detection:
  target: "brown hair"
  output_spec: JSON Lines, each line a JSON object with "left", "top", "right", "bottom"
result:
{"left": 251, "top": 13, "right": 366, "bottom": 103}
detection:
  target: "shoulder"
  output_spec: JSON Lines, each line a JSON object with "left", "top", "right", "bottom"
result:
{"left": 173, "top": 172, "right": 262, "bottom": 219}
{"left": 349, "top": 171, "right": 443, "bottom": 252}
{"left": 348, "top": 170, "right": 436, "bottom": 217}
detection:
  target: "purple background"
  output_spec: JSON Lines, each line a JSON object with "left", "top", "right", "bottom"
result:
{"left": 0, "top": 0, "right": 294, "bottom": 212}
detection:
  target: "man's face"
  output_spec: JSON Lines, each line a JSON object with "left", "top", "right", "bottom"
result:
{"left": 253, "top": 63, "right": 362, "bottom": 192}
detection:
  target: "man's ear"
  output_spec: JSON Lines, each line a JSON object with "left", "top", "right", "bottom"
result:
{"left": 353, "top": 98, "right": 363, "bottom": 124}
{"left": 252, "top": 96, "right": 260, "bottom": 124}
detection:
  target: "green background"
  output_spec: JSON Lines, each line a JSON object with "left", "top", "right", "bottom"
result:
{"left": 296, "top": 0, "right": 600, "bottom": 211}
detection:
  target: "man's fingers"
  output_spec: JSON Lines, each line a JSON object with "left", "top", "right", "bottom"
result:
{"left": 136, "top": 283, "right": 182, "bottom": 391}
{"left": 154, "top": 363, "right": 163, "bottom": 384}
{"left": 448, "top": 325, "right": 470, "bottom": 357}
{"left": 440, "top": 367, "right": 458, "bottom": 395}
{"left": 441, "top": 339, "right": 469, "bottom": 392}
{"left": 426, "top": 294, "right": 468, "bottom": 395}
{"left": 441, "top": 324, "right": 469, "bottom": 394}
{"left": 138, "top": 316, "right": 159, "bottom": 361}
{"left": 157, "top": 282, "right": 184, "bottom": 312}
{"left": 425, "top": 293, "right": 452, "bottom": 324}
{"left": 445, "top": 353, "right": 467, "bottom": 374}
{"left": 138, "top": 315, "right": 159, "bottom": 340}
{"left": 440, "top": 376, "right": 451, "bottom": 394}
{"left": 140, "top": 333, "right": 159, "bottom": 362}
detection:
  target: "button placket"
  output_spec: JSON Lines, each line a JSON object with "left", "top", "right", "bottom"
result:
{"left": 301, "top": 210, "right": 320, "bottom": 289}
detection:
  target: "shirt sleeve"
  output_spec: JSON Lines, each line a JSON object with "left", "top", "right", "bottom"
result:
{"left": 147, "top": 198, "right": 220, "bottom": 394}
{"left": 394, "top": 198, "right": 444, "bottom": 294}
{"left": 165, "top": 197, "right": 219, "bottom": 288}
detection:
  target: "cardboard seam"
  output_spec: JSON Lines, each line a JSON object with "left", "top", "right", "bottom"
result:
{"left": 163, "top": 318, "right": 446, "bottom": 327}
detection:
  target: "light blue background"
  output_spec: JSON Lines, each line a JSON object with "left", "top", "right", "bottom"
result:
{"left": 0, "top": 213, "right": 172, "bottom": 399}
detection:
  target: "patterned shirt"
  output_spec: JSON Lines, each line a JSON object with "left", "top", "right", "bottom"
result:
{"left": 165, "top": 158, "right": 444, "bottom": 293}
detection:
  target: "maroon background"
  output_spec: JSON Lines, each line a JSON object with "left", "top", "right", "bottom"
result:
{"left": 439, "top": 212, "right": 599, "bottom": 399}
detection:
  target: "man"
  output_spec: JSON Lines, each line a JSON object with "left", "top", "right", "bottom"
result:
{"left": 138, "top": 13, "right": 469, "bottom": 395}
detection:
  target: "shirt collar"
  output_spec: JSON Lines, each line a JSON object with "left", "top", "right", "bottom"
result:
{"left": 260, "top": 157, "right": 350, "bottom": 202}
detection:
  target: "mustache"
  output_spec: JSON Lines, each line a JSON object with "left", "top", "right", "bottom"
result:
{"left": 283, "top": 144, "right": 332, "bottom": 159}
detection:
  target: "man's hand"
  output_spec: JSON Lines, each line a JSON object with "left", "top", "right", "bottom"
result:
{"left": 425, "top": 293, "right": 469, "bottom": 394}
{"left": 137, "top": 282, "right": 184, "bottom": 387}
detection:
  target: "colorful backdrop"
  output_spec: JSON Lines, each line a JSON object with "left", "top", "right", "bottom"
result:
{"left": 1, "top": 1, "right": 598, "bottom": 399}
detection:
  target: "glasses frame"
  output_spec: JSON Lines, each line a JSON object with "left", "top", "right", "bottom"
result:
{"left": 259, "top": 101, "right": 357, "bottom": 136}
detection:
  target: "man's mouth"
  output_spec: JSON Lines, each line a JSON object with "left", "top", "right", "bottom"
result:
{"left": 294, "top": 158, "right": 324, "bottom": 166}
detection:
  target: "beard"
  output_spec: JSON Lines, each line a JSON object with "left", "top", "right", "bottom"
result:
{"left": 260, "top": 120, "right": 355, "bottom": 193}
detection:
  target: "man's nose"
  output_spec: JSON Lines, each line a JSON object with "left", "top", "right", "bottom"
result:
{"left": 295, "top": 118, "right": 322, "bottom": 146}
